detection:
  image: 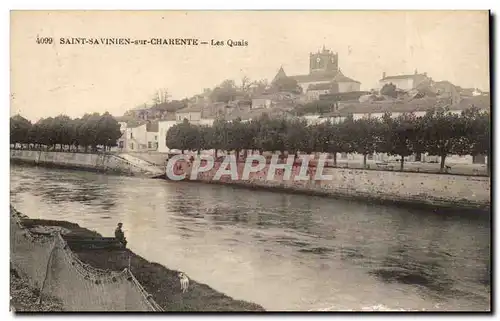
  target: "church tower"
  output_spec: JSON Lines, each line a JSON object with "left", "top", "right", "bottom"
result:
{"left": 309, "top": 46, "right": 338, "bottom": 75}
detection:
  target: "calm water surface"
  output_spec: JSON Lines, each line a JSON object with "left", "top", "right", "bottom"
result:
{"left": 10, "top": 164, "right": 491, "bottom": 311}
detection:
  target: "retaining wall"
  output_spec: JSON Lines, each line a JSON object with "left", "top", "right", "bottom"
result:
{"left": 175, "top": 160, "right": 490, "bottom": 210}
{"left": 10, "top": 150, "right": 155, "bottom": 177}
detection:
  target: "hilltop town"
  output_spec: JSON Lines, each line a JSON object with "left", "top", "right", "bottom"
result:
{"left": 115, "top": 46, "right": 490, "bottom": 161}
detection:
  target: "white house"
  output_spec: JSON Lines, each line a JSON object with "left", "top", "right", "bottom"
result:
{"left": 379, "top": 70, "right": 430, "bottom": 91}
{"left": 175, "top": 105, "right": 202, "bottom": 123}
{"left": 145, "top": 121, "right": 159, "bottom": 150}
{"left": 125, "top": 124, "right": 148, "bottom": 151}
{"left": 252, "top": 96, "right": 273, "bottom": 109}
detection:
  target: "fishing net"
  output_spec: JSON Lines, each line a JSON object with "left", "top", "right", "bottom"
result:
{"left": 10, "top": 210, "right": 162, "bottom": 312}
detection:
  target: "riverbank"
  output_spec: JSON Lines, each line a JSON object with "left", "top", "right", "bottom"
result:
{"left": 10, "top": 208, "right": 265, "bottom": 312}
{"left": 10, "top": 150, "right": 162, "bottom": 178}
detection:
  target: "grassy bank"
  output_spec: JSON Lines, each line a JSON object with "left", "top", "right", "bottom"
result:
{"left": 15, "top": 216, "right": 265, "bottom": 312}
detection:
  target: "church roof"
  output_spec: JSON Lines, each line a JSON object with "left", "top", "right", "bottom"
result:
{"left": 272, "top": 66, "right": 287, "bottom": 83}
{"left": 286, "top": 69, "right": 360, "bottom": 84}
{"left": 307, "top": 83, "right": 334, "bottom": 91}
{"left": 289, "top": 72, "right": 338, "bottom": 83}
{"left": 381, "top": 73, "right": 428, "bottom": 81}
{"left": 333, "top": 70, "right": 361, "bottom": 83}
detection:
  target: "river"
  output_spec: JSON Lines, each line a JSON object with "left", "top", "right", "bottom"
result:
{"left": 9, "top": 164, "right": 491, "bottom": 311}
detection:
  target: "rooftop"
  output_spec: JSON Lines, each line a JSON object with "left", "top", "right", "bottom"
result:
{"left": 321, "top": 95, "right": 490, "bottom": 117}
{"left": 176, "top": 105, "right": 203, "bottom": 113}
{"left": 146, "top": 121, "right": 159, "bottom": 132}
{"left": 380, "top": 73, "right": 429, "bottom": 81}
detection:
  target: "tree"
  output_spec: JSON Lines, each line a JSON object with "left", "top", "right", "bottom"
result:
{"left": 96, "top": 112, "right": 122, "bottom": 151}
{"left": 210, "top": 118, "right": 230, "bottom": 157}
{"left": 460, "top": 107, "right": 491, "bottom": 175}
{"left": 11, "top": 112, "right": 127, "bottom": 153}
{"left": 322, "top": 120, "right": 352, "bottom": 167}
{"left": 272, "top": 76, "right": 302, "bottom": 94}
{"left": 284, "top": 118, "right": 310, "bottom": 158}
{"left": 380, "top": 83, "right": 397, "bottom": 98}
{"left": 240, "top": 76, "right": 251, "bottom": 93}
{"left": 226, "top": 118, "right": 248, "bottom": 160}
{"left": 379, "top": 112, "right": 418, "bottom": 171}
{"left": 10, "top": 115, "right": 32, "bottom": 148}
{"left": 249, "top": 79, "right": 269, "bottom": 96}
{"left": 420, "top": 107, "right": 464, "bottom": 172}
{"left": 166, "top": 119, "right": 195, "bottom": 154}
{"left": 152, "top": 89, "right": 170, "bottom": 105}
{"left": 351, "top": 117, "right": 382, "bottom": 168}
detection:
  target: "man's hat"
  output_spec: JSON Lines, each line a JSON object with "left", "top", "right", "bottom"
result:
{"left": 118, "top": 222, "right": 123, "bottom": 226}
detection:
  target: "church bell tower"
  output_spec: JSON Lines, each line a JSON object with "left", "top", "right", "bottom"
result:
{"left": 309, "top": 46, "right": 338, "bottom": 75}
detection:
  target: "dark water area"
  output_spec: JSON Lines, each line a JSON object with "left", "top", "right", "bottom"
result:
{"left": 10, "top": 164, "right": 491, "bottom": 311}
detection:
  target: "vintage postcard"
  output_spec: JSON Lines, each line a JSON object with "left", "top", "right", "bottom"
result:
{"left": 10, "top": 10, "right": 490, "bottom": 312}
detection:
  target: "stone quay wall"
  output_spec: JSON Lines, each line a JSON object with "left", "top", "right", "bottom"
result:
{"left": 173, "top": 159, "right": 490, "bottom": 211}
{"left": 10, "top": 150, "right": 155, "bottom": 177}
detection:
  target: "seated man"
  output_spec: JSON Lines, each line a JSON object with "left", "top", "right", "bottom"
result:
{"left": 115, "top": 223, "right": 127, "bottom": 248}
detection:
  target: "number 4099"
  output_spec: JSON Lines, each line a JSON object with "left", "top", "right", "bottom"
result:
{"left": 36, "top": 36, "right": 53, "bottom": 44}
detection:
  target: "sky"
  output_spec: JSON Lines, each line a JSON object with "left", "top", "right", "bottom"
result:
{"left": 10, "top": 10, "right": 490, "bottom": 122}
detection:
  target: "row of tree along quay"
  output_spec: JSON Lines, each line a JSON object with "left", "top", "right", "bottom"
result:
{"left": 10, "top": 112, "right": 122, "bottom": 153}
{"left": 166, "top": 106, "right": 490, "bottom": 174}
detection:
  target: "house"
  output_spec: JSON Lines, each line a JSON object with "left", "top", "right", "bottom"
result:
{"left": 431, "top": 81, "right": 461, "bottom": 103}
{"left": 306, "top": 83, "right": 334, "bottom": 101}
{"left": 272, "top": 46, "right": 361, "bottom": 93}
{"left": 115, "top": 116, "right": 149, "bottom": 152}
{"left": 252, "top": 95, "right": 273, "bottom": 109}
{"left": 125, "top": 124, "right": 148, "bottom": 151}
{"left": 251, "top": 92, "right": 300, "bottom": 109}
{"left": 146, "top": 121, "right": 159, "bottom": 150}
{"left": 379, "top": 70, "right": 431, "bottom": 91}
{"left": 175, "top": 105, "right": 203, "bottom": 123}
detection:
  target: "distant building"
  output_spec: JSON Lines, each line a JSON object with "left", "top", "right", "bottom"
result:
{"left": 175, "top": 105, "right": 203, "bottom": 123}
{"left": 432, "top": 80, "right": 461, "bottom": 105}
{"left": 125, "top": 124, "right": 148, "bottom": 151}
{"left": 379, "top": 70, "right": 431, "bottom": 91}
{"left": 272, "top": 46, "right": 361, "bottom": 95}
{"left": 320, "top": 95, "right": 490, "bottom": 123}
{"left": 251, "top": 92, "right": 299, "bottom": 109}
{"left": 146, "top": 121, "right": 159, "bottom": 150}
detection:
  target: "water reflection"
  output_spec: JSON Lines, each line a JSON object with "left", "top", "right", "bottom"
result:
{"left": 10, "top": 164, "right": 490, "bottom": 311}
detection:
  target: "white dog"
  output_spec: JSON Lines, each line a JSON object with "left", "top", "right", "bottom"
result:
{"left": 178, "top": 272, "right": 189, "bottom": 293}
